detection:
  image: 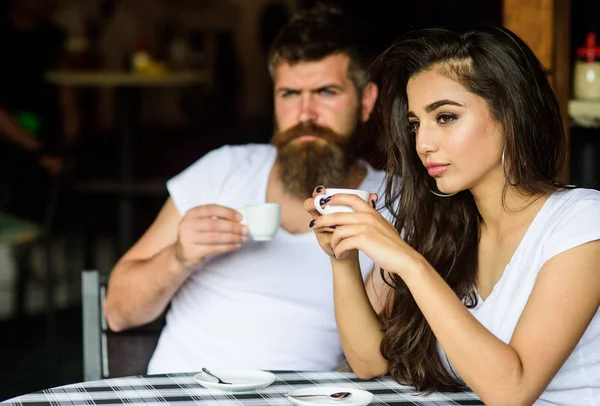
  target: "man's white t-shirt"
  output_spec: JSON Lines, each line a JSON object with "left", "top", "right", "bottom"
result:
{"left": 441, "top": 188, "right": 600, "bottom": 405}
{"left": 148, "top": 144, "right": 390, "bottom": 374}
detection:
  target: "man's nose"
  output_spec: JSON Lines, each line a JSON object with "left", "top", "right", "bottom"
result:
{"left": 297, "top": 94, "right": 318, "bottom": 123}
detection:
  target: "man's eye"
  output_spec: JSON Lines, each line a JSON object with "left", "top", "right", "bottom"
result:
{"left": 281, "top": 91, "right": 299, "bottom": 98}
{"left": 437, "top": 113, "right": 458, "bottom": 124}
{"left": 408, "top": 121, "right": 420, "bottom": 134}
{"left": 319, "top": 89, "right": 336, "bottom": 96}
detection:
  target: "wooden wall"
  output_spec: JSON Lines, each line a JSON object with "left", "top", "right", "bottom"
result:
{"left": 503, "top": 0, "right": 571, "bottom": 181}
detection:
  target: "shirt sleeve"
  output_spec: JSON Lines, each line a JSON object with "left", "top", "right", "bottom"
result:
{"left": 542, "top": 192, "right": 600, "bottom": 264}
{"left": 166, "top": 145, "right": 232, "bottom": 215}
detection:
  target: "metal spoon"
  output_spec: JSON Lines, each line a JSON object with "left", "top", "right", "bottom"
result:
{"left": 287, "top": 391, "right": 352, "bottom": 400}
{"left": 201, "top": 367, "right": 232, "bottom": 384}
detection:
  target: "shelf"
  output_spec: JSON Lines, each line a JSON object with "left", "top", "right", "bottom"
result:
{"left": 45, "top": 70, "right": 210, "bottom": 88}
{"left": 569, "top": 99, "right": 600, "bottom": 128}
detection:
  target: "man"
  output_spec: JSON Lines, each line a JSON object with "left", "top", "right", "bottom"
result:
{"left": 104, "top": 5, "right": 389, "bottom": 374}
{"left": 0, "top": 0, "right": 79, "bottom": 222}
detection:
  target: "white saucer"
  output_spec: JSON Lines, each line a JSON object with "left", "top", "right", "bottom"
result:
{"left": 286, "top": 386, "right": 374, "bottom": 405}
{"left": 193, "top": 369, "right": 276, "bottom": 393}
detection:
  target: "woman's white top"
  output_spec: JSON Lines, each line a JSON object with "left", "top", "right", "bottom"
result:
{"left": 441, "top": 188, "right": 600, "bottom": 405}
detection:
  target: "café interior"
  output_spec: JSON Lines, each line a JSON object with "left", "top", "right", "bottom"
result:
{"left": 0, "top": 0, "right": 598, "bottom": 402}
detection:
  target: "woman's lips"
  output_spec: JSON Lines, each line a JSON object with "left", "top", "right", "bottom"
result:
{"left": 427, "top": 164, "right": 450, "bottom": 177}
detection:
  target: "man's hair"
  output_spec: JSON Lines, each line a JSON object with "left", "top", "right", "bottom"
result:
{"left": 267, "top": 5, "right": 370, "bottom": 89}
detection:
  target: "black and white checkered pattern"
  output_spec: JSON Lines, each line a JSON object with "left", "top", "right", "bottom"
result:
{"left": 2, "top": 371, "right": 483, "bottom": 405}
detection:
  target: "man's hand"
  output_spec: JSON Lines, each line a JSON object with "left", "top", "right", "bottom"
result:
{"left": 174, "top": 204, "right": 249, "bottom": 270}
{"left": 39, "top": 154, "right": 64, "bottom": 176}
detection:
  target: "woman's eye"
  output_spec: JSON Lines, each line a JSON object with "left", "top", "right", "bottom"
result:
{"left": 408, "top": 121, "right": 420, "bottom": 134}
{"left": 437, "top": 113, "right": 458, "bottom": 124}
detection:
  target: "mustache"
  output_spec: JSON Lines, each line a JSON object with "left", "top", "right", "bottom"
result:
{"left": 273, "top": 122, "right": 343, "bottom": 147}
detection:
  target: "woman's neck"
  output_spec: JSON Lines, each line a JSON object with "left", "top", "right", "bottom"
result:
{"left": 471, "top": 176, "right": 549, "bottom": 235}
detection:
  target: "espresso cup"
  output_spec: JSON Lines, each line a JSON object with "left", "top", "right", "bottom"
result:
{"left": 313, "top": 188, "right": 370, "bottom": 215}
{"left": 240, "top": 203, "right": 281, "bottom": 241}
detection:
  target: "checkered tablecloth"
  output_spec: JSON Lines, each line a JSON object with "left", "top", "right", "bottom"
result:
{"left": 2, "top": 371, "right": 483, "bottom": 405}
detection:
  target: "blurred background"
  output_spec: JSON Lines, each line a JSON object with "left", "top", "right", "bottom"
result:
{"left": 0, "top": 0, "right": 598, "bottom": 400}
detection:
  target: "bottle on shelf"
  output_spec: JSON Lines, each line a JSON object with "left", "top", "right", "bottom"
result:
{"left": 574, "top": 32, "right": 600, "bottom": 100}
{"left": 130, "top": 35, "right": 168, "bottom": 75}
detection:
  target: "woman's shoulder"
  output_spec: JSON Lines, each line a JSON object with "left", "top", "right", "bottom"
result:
{"left": 554, "top": 186, "right": 600, "bottom": 200}
{"left": 540, "top": 187, "right": 600, "bottom": 263}
{"left": 548, "top": 187, "right": 600, "bottom": 215}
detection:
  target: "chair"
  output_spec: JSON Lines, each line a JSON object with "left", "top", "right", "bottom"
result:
{"left": 81, "top": 269, "right": 166, "bottom": 381}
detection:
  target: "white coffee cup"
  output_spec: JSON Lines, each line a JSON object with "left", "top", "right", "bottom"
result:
{"left": 313, "top": 188, "right": 370, "bottom": 215}
{"left": 240, "top": 203, "right": 281, "bottom": 241}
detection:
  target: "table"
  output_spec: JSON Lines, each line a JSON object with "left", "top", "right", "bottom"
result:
{"left": 45, "top": 70, "right": 210, "bottom": 254}
{"left": 1, "top": 371, "right": 482, "bottom": 405}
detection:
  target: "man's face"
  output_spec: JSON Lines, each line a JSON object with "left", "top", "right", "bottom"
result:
{"left": 271, "top": 53, "right": 364, "bottom": 199}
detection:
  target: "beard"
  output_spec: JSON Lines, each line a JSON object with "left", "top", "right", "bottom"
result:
{"left": 271, "top": 119, "right": 361, "bottom": 199}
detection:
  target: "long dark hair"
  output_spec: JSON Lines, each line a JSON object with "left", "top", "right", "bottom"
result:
{"left": 370, "top": 25, "right": 566, "bottom": 392}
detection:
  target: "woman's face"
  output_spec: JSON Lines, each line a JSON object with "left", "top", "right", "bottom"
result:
{"left": 406, "top": 68, "right": 504, "bottom": 195}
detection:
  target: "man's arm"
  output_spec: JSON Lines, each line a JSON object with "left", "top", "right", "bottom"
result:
{"left": 104, "top": 197, "right": 249, "bottom": 331}
{"left": 0, "top": 105, "right": 66, "bottom": 176}
{"left": 104, "top": 198, "right": 188, "bottom": 331}
{"left": 0, "top": 106, "right": 42, "bottom": 152}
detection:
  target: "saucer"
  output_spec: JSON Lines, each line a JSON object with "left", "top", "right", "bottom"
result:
{"left": 286, "top": 386, "right": 374, "bottom": 405}
{"left": 193, "top": 369, "right": 276, "bottom": 393}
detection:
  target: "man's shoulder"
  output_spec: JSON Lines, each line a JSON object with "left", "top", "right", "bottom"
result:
{"left": 171, "top": 143, "right": 276, "bottom": 184}
{"left": 196, "top": 143, "right": 276, "bottom": 169}
{"left": 167, "top": 144, "right": 276, "bottom": 213}
{"left": 359, "top": 160, "right": 388, "bottom": 193}
{"left": 220, "top": 143, "right": 276, "bottom": 159}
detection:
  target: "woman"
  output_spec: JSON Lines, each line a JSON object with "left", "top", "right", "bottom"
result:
{"left": 306, "top": 25, "right": 600, "bottom": 405}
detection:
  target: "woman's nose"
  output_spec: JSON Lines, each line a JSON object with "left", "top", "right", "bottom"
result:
{"left": 415, "top": 124, "right": 439, "bottom": 155}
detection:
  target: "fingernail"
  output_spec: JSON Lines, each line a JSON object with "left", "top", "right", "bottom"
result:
{"left": 320, "top": 198, "right": 326, "bottom": 206}
{"left": 309, "top": 219, "right": 315, "bottom": 228}
{"left": 371, "top": 200, "right": 376, "bottom": 209}
{"left": 324, "top": 196, "right": 332, "bottom": 203}
{"left": 330, "top": 225, "right": 338, "bottom": 229}
{"left": 316, "top": 186, "right": 323, "bottom": 192}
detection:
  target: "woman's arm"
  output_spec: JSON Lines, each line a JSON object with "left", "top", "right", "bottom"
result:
{"left": 315, "top": 193, "right": 600, "bottom": 405}
{"left": 400, "top": 241, "right": 600, "bottom": 405}
{"left": 331, "top": 255, "right": 389, "bottom": 378}
{"left": 305, "top": 187, "right": 391, "bottom": 377}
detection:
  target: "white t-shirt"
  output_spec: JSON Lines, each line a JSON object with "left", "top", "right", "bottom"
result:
{"left": 148, "top": 144, "right": 390, "bottom": 374}
{"left": 441, "top": 188, "right": 600, "bottom": 405}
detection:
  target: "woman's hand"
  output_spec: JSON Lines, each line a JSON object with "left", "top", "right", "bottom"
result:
{"left": 304, "top": 185, "right": 424, "bottom": 275}
{"left": 304, "top": 185, "right": 373, "bottom": 260}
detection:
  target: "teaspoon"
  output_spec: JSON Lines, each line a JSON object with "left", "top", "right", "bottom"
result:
{"left": 287, "top": 391, "right": 352, "bottom": 400}
{"left": 201, "top": 367, "right": 232, "bottom": 384}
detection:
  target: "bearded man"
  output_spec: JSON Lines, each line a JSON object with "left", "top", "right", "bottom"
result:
{"left": 104, "top": 5, "right": 392, "bottom": 374}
